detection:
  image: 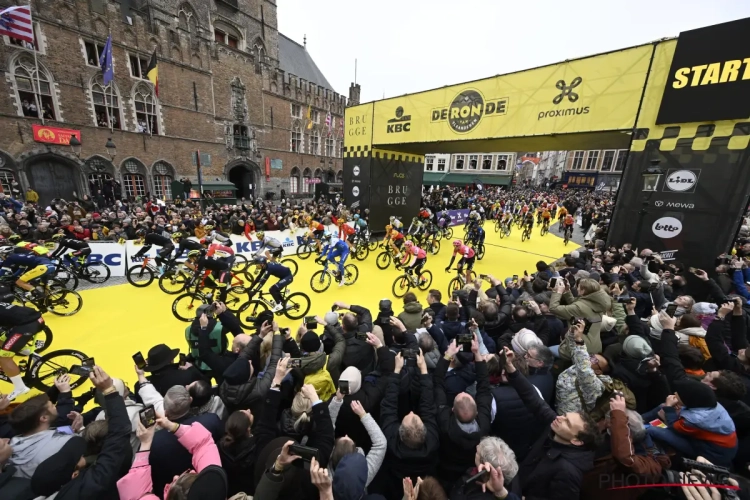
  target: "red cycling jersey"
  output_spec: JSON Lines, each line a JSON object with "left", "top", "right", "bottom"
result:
{"left": 453, "top": 244, "right": 475, "bottom": 259}
{"left": 564, "top": 214, "right": 575, "bottom": 226}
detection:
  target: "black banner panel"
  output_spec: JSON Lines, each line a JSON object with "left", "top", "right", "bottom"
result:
{"left": 343, "top": 157, "right": 371, "bottom": 214}
{"left": 656, "top": 17, "right": 750, "bottom": 124}
{"left": 608, "top": 137, "right": 750, "bottom": 270}
{"left": 367, "top": 154, "right": 425, "bottom": 231}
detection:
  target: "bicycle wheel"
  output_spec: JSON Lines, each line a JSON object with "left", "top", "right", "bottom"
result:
{"left": 159, "top": 270, "right": 189, "bottom": 295}
{"left": 505, "top": 225, "right": 512, "bottom": 237}
{"left": 367, "top": 238, "right": 378, "bottom": 251}
{"left": 448, "top": 277, "right": 462, "bottom": 295}
{"left": 444, "top": 227, "right": 454, "bottom": 239}
{"left": 310, "top": 270, "right": 331, "bottom": 293}
{"left": 35, "top": 324, "right": 53, "bottom": 353}
{"left": 418, "top": 270, "right": 433, "bottom": 291}
{"left": 521, "top": 229, "right": 528, "bottom": 242}
{"left": 232, "top": 254, "right": 249, "bottom": 275}
{"left": 172, "top": 293, "right": 207, "bottom": 322}
{"left": 45, "top": 287, "right": 83, "bottom": 316}
{"left": 429, "top": 239, "right": 440, "bottom": 255}
{"left": 55, "top": 266, "right": 79, "bottom": 290}
{"left": 344, "top": 264, "right": 359, "bottom": 285}
{"left": 28, "top": 349, "right": 89, "bottom": 392}
{"left": 376, "top": 251, "right": 391, "bottom": 270}
{"left": 83, "top": 262, "right": 110, "bottom": 284}
{"left": 540, "top": 225, "right": 548, "bottom": 236}
{"left": 476, "top": 244, "right": 485, "bottom": 260}
{"left": 126, "top": 264, "right": 155, "bottom": 287}
{"left": 283, "top": 291, "right": 311, "bottom": 320}
{"left": 280, "top": 258, "right": 299, "bottom": 277}
{"left": 237, "top": 299, "right": 270, "bottom": 330}
{"left": 355, "top": 245, "right": 369, "bottom": 261}
{"left": 392, "top": 275, "right": 410, "bottom": 298}
{"left": 564, "top": 233, "right": 570, "bottom": 245}
{"left": 224, "top": 286, "right": 247, "bottom": 312}
{"left": 296, "top": 243, "right": 313, "bottom": 260}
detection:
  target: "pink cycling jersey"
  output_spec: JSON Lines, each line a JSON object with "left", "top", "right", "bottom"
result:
{"left": 407, "top": 245, "right": 427, "bottom": 259}
{"left": 454, "top": 244, "right": 475, "bottom": 259}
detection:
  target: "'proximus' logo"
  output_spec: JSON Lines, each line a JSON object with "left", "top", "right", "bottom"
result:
{"left": 538, "top": 76, "right": 589, "bottom": 120}
{"left": 430, "top": 89, "right": 508, "bottom": 134}
{"left": 553, "top": 77, "right": 582, "bottom": 104}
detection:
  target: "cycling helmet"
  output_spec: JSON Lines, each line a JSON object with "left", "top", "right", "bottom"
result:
{"left": 256, "top": 231, "right": 265, "bottom": 240}
{"left": 253, "top": 255, "right": 267, "bottom": 265}
{"left": 7, "top": 235, "right": 21, "bottom": 243}
{"left": 385, "top": 225, "right": 393, "bottom": 231}
{"left": 321, "top": 232, "right": 332, "bottom": 242}
{"left": 453, "top": 239, "right": 462, "bottom": 247}
{"left": 135, "top": 229, "right": 147, "bottom": 237}
{"left": 404, "top": 241, "right": 414, "bottom": 248}
{"left": 389, "top": 216, "right": 396, "bottom": 222}
{"left": 171, "top": 232, "right": 183, "bottom": 241}
{"left": 51, "top": 233, "right": 64, "bottom": 242}
{"left": 187, "top": 250, "right": 202, "bottom": 259}
{"left": 353, "top": 215, "right": 359, "bottom": 221}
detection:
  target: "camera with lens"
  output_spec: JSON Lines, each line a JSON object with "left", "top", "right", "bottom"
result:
{"left": 663, "top": 458, "right": 739, "bottom": 499}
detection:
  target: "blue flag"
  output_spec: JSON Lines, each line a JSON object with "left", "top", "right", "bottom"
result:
{"left": 99, "top": 35, "right": 113, "bottom": 86}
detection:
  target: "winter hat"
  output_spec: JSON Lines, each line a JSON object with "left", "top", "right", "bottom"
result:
{"left": 692, "top": 302, "right": 718, "bottom": 315}
{"left": 601, "top": 314, "right": 616, "bottom": 332}
{"left": 378, "top": 299, "right": 392, "bottom": 312}
{"left": 589, "top": 272, "right": 601, "bottom": 283}
{"left": 511, "top": 328, "right": 543, "bottom": 355}
{"left": 30, "top": 436, "right": 87, "bottom": 496}
{"left": 111, "top": 378, "right": 127, "bottom": 398}
{"left": 674, "top": 379, "right": 717, "bottom": 409}
{"left": 300, "top": 330, "right": 322, "bottom": 353}
{"left": 339, "top": 366, "right": 362, "bottom": 394}
{"left": 324, "top": 311, "right": 340, "bottom": 326}
{"left": 649, "top": 314, "right": 664, "bottom": 338}
{"left": 622, "top": 335, "right": 653, "bottom": 359}
{"left": 574, "top": 270, "right": 590, "bottom": 281}
{"left": 333, "top": 453, "right": 368, "bottom": 500}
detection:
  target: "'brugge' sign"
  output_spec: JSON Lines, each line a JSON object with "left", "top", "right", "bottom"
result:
{"left": 656, "top": 17, "right": 750, "bottom": 124}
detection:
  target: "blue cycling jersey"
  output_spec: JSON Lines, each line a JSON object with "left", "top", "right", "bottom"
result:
{"left": 266, "top": 261, "right": 292, "bottom": 279}
{"left": 1, "top": 253, "right": 51, "bottom": 269}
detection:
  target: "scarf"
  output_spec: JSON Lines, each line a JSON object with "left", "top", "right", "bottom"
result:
{"left": 456, "top": 419, "right": 479, "bottom": 434}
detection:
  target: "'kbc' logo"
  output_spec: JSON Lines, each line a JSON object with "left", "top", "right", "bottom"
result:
{"left": 553, "top": 77, "right": 582, "bottom": 104}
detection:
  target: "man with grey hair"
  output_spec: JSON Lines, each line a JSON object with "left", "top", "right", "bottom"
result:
{"left": 380, "top": 349, "right": 439, "bottom": 499}
{"left": 148, "top": 384, "right": 223, "bottom": 496}
{"left": 450, "top": 436, "right": 519, "bottom": 499}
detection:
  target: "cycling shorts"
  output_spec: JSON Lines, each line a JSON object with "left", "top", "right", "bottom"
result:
{"left": 313, "top": 229, "right": 325, "bottom": 239}
{"left": 20, "top": 264, "right": 54, "bottom": 282}
{"left": 269, "top": 247, "right": 283, "bottom": 258}
{"left": 0, "top": 322, "right": 42, "bottom": 358}
{"left": 457, "top": 256, "right": 476, "bottom": 270}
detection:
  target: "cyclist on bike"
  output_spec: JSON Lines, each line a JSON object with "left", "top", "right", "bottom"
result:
{"left": 398, "top": 241, "right": 427, "bottom": 281}
{"left": 337, "top": 219, "right": 357, "bottom": 253}
{"left": 307, "top": 217, "right": 327, "bottom": 253}
{"left": 49, "top": 232, "right": 91, "bottom": 267}
{"left": 0, "top": 244, "right": 55, "bottom": 300}
{"left": 418, "top": 207, "right": 433, "bottom": 223}
{"left": 523, "top": 211, "right": 535, "bottom": 238}
{"left": 437, "top": 209, "right": 451, "bottom": 229}
{"left": 0, "top": 302, "right": 46, "bottom": 400}
{"left": 407, "top": 217, "right": 425, "bottom": 244}
{"left": 171, "top": 232, "right": 203, "bottom": 261}
{"left": 445, "top": 239, "right": 476, "bottom": 285}
{"left": 352, "top": 214, "right": 368, "bottom": 237}
{"left": 541, "top": 207, "right": 552, "bottom": 230}
{"left": 383, "top": 224, "right": 405, "bottom": 259}
{"left": 319, "top": 233, "right": 350, "bottom": 287}
{"left": 467, "top": 224, "right": 485, "bottom": 249}
{"left": 185, "top": 249, "right": 231, "bottom": 302}
{"left": 389, "top": 216, "right": 404, "bottom": 232}
{"left": 563, "top": 213, "right": 575, "bottom": 239}
{"left": 133, "top": 228, "right": 174, "bottom": 274}
{"left": 254, "top": 230, "right": 283, "bottom": 261}
{"left": 249, "top": 255, "right": 293, "bottom": 312}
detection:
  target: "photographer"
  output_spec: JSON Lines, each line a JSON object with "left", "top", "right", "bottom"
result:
{"left": 189, "top": 302, "right": 249, "bottom": 384}
{"left": 332, "top": 301, "right": 374, "bottom": 333}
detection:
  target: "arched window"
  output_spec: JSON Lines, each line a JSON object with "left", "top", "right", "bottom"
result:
{"left": 12, "top": 54, "right": 56, "bottom": 120}
{"left": 302, "top": 168, "right": 312, "bottom": 194}
{"left": 91, "top": 75, "right": 122, "bottom": 130}
{"left": 336, "top": 170, "right": 343, "bottom": 183}
{"left": 177, "top": 3, "right": 198, "bottom": 35}
{"left": 214, "top": 21, "right": 242, "bottom": 49}
{"left": 121, "top": 159, "right": 147, "bottom": 199}
{"left": 133, "top": 82, "right": 159, "bottom": 134}
{"left": 290, "top": 166, "right": 301, "bottom": 194}
{"left": 313, "top": 168, "right": 323, "bottom": 183}
{"left": 0, "top": 170, "right": 16, "bottom": 194}
{"left": 152, "top": 161, "right": 174, "bottom": 200}
{"left": 291, "top": 125, "right": 302, "bottom": 152}
{"left": 310, "top": 131, "right": 320, "bottom": 156}
{"left": 254, "top": 41, "right": 266, "bottom": 64}
{"left": 85, "top": 156, "right": 115, "bottom": 194}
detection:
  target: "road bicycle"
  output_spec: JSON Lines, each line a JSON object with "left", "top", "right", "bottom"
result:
{"left": 521, "top": 224, "right": 533, "bottom": 242}
{"left": 437, "top": 224, "right": 454, "bottom": 240}
{"left": 52, "top": 257, "right": 110, "bottom": 290}
{"left": 470, "top": 241, "right": 485, "bottom": 260}
{"left": 247, "top": 255, "right": 299, "bottom": 279}
{"left": 236, "top": 287, "right": 311, "bottom": 329}
{"left": 375, "top": 245, "right": 401, "bottom": 270}
{"left": 296, "top": 235, "right": 320, "bottom": 260}
{"left": 171, "top": 278, "right": 248, "bottom": 322}
{"left": 126, "top": 256, "right": 180, "bottom": 287}
{"left": 0, "top": 276, "right": 83, "bottom": 317}
{"left": 496, "top": 220, "right": 512, "bottom": 239}
{"left": 310, "top": 259, "right": 359, "bottom": 293}
{"left": 159, "top": 265, "right": 249, "bottom": 299}
{"left": 392, "top": 267, "right": 433, "bottom": 298}
{"left": 446, "top": 267, "right": 477, "bottom": 296}
{"left": 425, "top": 234, "right": 441, "bottom": 255}
{"left": 514, "top": 214, "right": 525, "bottom": 229}
{"left": 0, "top": 326, "right": 89, "bottom": 391}
{"left": 540, "top": 219, "right": 550, "bottom": 236}
{"left": 563, "top": 225, "right": 573, "bottom": 246}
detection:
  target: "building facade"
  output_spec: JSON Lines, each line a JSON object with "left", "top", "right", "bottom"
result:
{"left": 0, "top": 0, "right": 355, "bottom": 205}
{"left": 423, "top": 151, "right": 530, "bottom": 187}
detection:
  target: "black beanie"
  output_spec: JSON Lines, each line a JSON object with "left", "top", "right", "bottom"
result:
{"left": 674, "top": 379, "right": 717, "bottom": 409}
{"left": 300, "top": 330, "right": 321, "bottom": 353}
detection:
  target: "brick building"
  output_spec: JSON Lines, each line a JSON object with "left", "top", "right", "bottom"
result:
{"left": 0, "top": 0, "right": 358, "bottom": 205}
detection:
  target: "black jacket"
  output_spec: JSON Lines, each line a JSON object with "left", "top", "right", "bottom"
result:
{"left": 375, "top": 372, "right": 440, "bottom": 499}
{"left": 435, "top": 358, "right": 492, "bottom": 487}
{"left": 219, "top": 435, "right": 258, "bottom": 496}
{"left": 704, "top": 317, "right": 750, "bottom": 407}
{"left": 350, "top": 304, "right": 374, "bottom": 333}
{"left": 489, "top": 382, "right": 545, "bottom": 462}
{"left": 137, "top": 364, "right": 207, "bottom": 397}
{"left": 34, "top": 392, "right": 133, "bottom": 500}
{"left": 507, "top": 370, "right": 595, "bottom": 500}
{"left": 341, "top": 330, "right": 376, "bottom": 375}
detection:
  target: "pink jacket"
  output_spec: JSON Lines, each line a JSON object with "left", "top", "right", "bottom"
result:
{"left": 116, "top": 422, "right": 221, "bottom": 500}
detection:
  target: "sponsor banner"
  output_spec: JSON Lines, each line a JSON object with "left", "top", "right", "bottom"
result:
{"left": 32, "top": 125, "right": 81, "bottom": 145}
{"left": 88, "top": 242, "right": 127, "bottom": 276}
{"left": 367, "top": 154, "right": 424, "bottom": 231}
{"left": 343, "top": 157, "right": 371, "bottom": 215}
{"left": 446, "top": 209, "right": 470, "bottom": 227}
{"left": 367, "top": 45, "right": 652, "bottom": 145}
{"left": 656, "top": 17, "right": 750, "bottom": 124}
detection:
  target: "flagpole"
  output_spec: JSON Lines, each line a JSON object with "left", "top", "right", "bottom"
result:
{"left": 31, "top": 46, "right": 44, "bottom": 125}
{"left": 107, "top": 28, "right": 113, "bottom": 133}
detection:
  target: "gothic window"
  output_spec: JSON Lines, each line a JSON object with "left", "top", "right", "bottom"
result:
{"left": 12, "top": 54, "right": 56, "bottom": 120}
{"left": 91, "top": 75, "right": 122, "bottom": 129}
{"left": 133, "top": 82, "right": 159, "bottom": 134}
{"left": 231, "top": 78, "right": 247, "bottom": 122}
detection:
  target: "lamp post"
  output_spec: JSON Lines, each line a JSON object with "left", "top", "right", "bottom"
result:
{"left": 633, "top": 159, "right": 665, "bottom": 248}
{"left": 68, "top": 135, "right": 81, "bottom": 158}
{"left": 105, "top": 138, "right": 117, "bottom": 161}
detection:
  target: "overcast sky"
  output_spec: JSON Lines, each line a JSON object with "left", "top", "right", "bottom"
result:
{"left": 277, "top": 0, "right": 750, "bottom": 103}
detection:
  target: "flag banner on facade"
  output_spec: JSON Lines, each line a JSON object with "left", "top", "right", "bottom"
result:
{"left": 325, "top": 111, "right": 332, "bottom": 128}
{"left": 99, "top": 34, "right": 113, "bottom": 85}
{"left": 0, "top": 5, "right": 33, "bottom": 44}
{"left": 306, "top": 105, "right": 312, "bottom": 130}
{"left": 146, "top": 49, "right": 159, "bottom": 97}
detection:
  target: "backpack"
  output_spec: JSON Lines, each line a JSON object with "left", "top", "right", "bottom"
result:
{"left": 576, "top": 377, "right": 636, "bottom": 422}
{"left": 185, "top": 323, "right": 223, "bottom": 372}
{"left": 304, "top": 355, "right": 335, "bottom": 401}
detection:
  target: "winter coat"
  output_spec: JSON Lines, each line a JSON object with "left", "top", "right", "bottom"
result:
{"left": 219, "top": 333, "right": 282, "bottom": 415}
{"left": 219, "top": 435, "right": 258, "bottom": 496}
{"left": 507, "top": 370, "right": 595, "bottom": 500}
{"left": 341, "top": 330, "right": 376, "bottom": 375}
{"left": 489, "top": 382, "right": 546, "bottom": 462}
{"left": 117, "top": 423, "right": 221, "bottom": 500}
{"left": 555, "top": 343, "right": 610, "bottom": 415}
{"left": 136, "top": 364, "right": 206, "bottom": 397}
{"left": 551, "top": 289, "right": 611, "bottom": 359}
{"left": 398, "top": 301, "right": 424, "bottom": 331}
{"left": 8, "top": 431, "right": 74, "bottom": 479}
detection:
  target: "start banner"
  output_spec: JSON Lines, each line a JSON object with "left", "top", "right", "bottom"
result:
{"left": 87, "top": 242, "right": 127, "bottom": 277}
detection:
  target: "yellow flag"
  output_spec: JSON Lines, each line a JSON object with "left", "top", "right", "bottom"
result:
{"left": 306, "top": 105, "right": 313, "bottom": 130}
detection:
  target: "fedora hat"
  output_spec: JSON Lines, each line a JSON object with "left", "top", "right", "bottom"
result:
{"left": 144, "top": 344, "right": 180, "bottom": 372}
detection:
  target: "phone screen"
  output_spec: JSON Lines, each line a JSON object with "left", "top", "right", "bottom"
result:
{"left": 82, "top": 357, "right": 95, "bottom": 368}
{"left": 139, "top": 405, "right": 157, "bottom": 427}
{"left": 512, "top": 274, "right": 518, "bottom": 282}
{"left": 179, "top": 353, "right": 187, "bottom": 367}
{"left": 132, "top": 352, "right": 146, "bottom": 370}
{"left": 666, "top": 304, "right": 678, "bottom": 317}
{"left": 339, "top": 380, "right": 349, "bottom": 395}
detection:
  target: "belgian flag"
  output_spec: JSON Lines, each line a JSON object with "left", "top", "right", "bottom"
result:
{"left": 145, "top": 49, "right": 158, "bottom": 97}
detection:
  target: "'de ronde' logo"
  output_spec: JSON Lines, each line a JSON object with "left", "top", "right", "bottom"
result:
{"left": 387, "top": 106, "right": 412, "bottom": 134}
{"left": 652, "top": 217, "right": 682, "bottom": 239}
{"left": 430, "top": 89, "right": 508, "bottom": 134}
{"left": 538, "top": 77, "right": 590, "bottom": 120}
